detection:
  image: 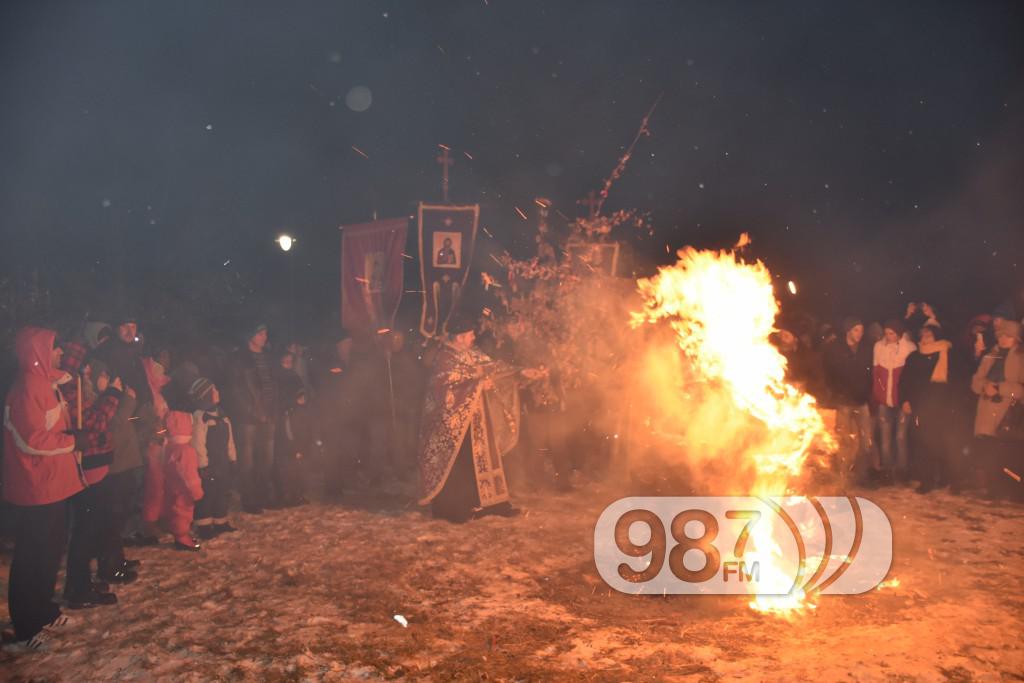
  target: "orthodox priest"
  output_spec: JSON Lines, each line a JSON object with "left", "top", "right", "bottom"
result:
{"left": 418, "top": 313, "right": 542, "bottom": 522}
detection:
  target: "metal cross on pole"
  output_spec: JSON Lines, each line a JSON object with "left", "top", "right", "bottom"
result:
{"left": 436, "top": 144, "right": 454, "bottom": 203}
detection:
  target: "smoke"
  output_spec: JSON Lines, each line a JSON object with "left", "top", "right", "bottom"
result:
{"left": 498, "top": 237, "right": 832, "bottom": 499}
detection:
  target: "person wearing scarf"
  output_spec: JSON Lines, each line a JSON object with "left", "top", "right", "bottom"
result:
{"left": 901, "top": 324, "right": 957, "bottom": 493}
{"left": 871, "top": 318, "right": 917, "bottom": 483}
{"left": 970, "top": 320, "right": 1024, "bottom": 500}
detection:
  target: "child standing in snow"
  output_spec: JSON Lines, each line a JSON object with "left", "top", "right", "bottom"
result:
{"left": 139, "top": 358, "right": 171, "bottom": 542}
{"left": 161, "top": 411, "right": 204, "bottom": 551}
{"left": 273, "top": 386, "right": 313, "bottom": 507}
{"left": 58, "top": 345, "right": 124, "bottom": 608}
{"left": 189, "top": 378, "right": 238, "bottom": 540}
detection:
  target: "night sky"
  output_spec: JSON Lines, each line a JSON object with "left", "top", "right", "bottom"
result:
{"left": 1, "top": 1, "right": 1022, "bottom": 338}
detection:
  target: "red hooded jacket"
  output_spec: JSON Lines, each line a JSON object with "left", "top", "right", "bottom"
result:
{"left": 164, "top": 411, "right": 203, "bottom": 503}
{"left": 3, "top": 327, "right": 84, "bottom": 506}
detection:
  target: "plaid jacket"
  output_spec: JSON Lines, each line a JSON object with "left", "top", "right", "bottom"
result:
{"left": 60, "top": 342, "right": 121, "bottom": 461}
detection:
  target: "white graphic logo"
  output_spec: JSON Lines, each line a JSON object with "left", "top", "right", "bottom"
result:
{"left": 594, "top": 497, "right": 893, "bottom": 596}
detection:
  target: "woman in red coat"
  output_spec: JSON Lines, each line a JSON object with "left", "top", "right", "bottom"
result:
{"left": 3, "top": 327, "right": 84, "bottom": 647}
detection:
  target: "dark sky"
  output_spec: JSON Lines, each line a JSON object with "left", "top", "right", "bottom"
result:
{"left": 1, "top": 1, "right": 1022, "bottom": 335}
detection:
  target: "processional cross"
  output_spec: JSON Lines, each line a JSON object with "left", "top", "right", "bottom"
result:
{"left": 436, "top": 144, "right": 454, "bottom": 203}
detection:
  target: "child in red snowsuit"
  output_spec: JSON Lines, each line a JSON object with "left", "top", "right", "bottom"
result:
{"left": 140, "top": 358, "right": 171, "bottom": 541}
{"left": 161, "top": 411, "right": 204, "bottom": 551}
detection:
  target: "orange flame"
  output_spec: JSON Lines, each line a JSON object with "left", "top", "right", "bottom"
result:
{"left": 632, "top": 239, "right": 831, "bottom": 616}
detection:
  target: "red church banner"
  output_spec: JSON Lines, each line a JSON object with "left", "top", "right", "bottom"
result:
{"left": 340, "top": 217, "right": 408, "bottom": 332}
{"left": 417, "top": 203, "right": 479, "bottom": 338}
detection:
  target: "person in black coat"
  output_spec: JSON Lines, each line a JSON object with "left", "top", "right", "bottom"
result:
{"left": 273, "top": 386, "right": 314, "bottom": 506}
{"left": 224, "top": 323, "right": 278, "bottom": 514}
{"left": 316, "top": 338, "right": 350, "bottom": 499}
{"left": 823, "top": 317, "right": 878, "bottom": 485}
{"left": 93, "top": 317, "right": 153, "bottom": 408}
{"left": 901, "top": 324, "right": 959, "bottom": 493}
{"left": 189, "top": 378, "right": 238, "bottom": 539}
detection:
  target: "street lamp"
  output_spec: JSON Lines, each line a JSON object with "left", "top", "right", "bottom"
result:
{"left": 277, "top": 234, "right": 295, "bottom": 252}
{"left": 276, "top": 233, "right": 297, "bottom": 332}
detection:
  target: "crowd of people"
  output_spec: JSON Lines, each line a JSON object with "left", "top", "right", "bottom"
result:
{"left": 774, "top": 300, "right": 1024, "bottom": 500}
{"left": 2, "top": 292, "right": 1023, "bottom": 650}
{"left": 0, "top": 315, "right": 432, "bottom": 650}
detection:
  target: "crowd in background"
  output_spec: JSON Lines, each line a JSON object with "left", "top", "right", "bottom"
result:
{"left": 773, "top": 299, "right": 1024, "bottom": 500}
{"left": 3, "top": 291, "right": 1024, "bottom": 649}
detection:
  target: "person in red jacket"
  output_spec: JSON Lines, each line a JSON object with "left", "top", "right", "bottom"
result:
{"left": 161, "top": 411, "right": 204, "bottom": 551}
{"left": 3, "top": 327, "right": 85, "bottom": 647}
{"left": 138, "top": 357, "right": 171, "bottom": 543}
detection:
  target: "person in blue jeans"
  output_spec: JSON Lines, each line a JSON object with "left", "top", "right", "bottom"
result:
{"left": 871, "top": 319, "right": 916, "bottom": 484}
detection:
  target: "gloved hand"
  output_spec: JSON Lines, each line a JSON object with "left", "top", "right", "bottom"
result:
{"left": 66, "top": 429, "right": 90, "bottom": 453}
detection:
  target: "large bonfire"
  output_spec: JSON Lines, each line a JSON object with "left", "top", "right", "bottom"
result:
{"left": 631, "top": 235, "right": 834, "bottom": 614}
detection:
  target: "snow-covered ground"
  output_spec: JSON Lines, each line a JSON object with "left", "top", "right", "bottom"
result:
{"left": 2, "top": 482, "right": 1022, "bottom": 681}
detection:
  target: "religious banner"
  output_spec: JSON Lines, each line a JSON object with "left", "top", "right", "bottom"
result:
{"left": 340, "top": 217, "right": 408, "bottom": 331}
{"left": 566, "top": 240, "right": 620, "bottom": 277}
{"left": 417, "top": 202, "right": 479, "bottom": 337}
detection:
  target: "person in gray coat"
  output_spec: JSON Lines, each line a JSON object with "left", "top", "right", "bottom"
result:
{"left": 970, "top": 320, "right": 1024, "bottom": 499}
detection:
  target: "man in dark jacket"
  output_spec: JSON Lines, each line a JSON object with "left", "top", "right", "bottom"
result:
{"left": 93, "top": 317, "right": 152, "bottom": 408}
{"left": 92, "top": 316, "right": 157, "bottom": 563}
{"left": 823, "top": 317, "right": 878, "bottom": 486}
{"left": 225, "top": 323, "right": 277, "bottom": 513}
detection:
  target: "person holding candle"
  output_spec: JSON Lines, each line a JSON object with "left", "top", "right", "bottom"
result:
{"left": 57, "top": 343, "right": 124, "bottom": 608}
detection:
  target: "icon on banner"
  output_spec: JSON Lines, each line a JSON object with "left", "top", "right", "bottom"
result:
{"left": 433, "top": 232, "right": 461, "bottom": 269}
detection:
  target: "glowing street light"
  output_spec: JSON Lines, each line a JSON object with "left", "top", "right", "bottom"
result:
{"left": 277, "top": 234, "right": 295, "bottom": 252}
{"left": 787, "top": 280, "right": 797, "bottom": 295}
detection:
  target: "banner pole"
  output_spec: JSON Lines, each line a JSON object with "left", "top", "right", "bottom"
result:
{"left": 386, "top": 352, "right": 398, "bottom": 465}
{"left": 76, "top": 374, "right": 83, "bottom": 430}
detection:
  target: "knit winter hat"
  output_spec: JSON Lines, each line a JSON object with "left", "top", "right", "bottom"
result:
{"left": 188, "top": 377, "right": 217, "bottom": 411}
{"left": 883, "top": 318, "right": 905, "bottom": 336}
{"left": 841, "top": 316, "right": 863, "bottom": 334}
{"left": 244, "top": 322, "right": 268, "bottom": 342}
{"left": 992, "top": 301, "right": 1016, "bottom": 321}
